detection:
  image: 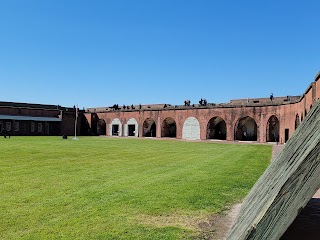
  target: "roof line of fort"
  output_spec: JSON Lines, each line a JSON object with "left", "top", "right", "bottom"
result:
{"left": 87, "top": 72, "right": 320, "bottom": 113}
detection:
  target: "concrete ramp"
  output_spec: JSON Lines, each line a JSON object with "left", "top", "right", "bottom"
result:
{"left": 227, "top": 99, "right": 320, "bottom": 240}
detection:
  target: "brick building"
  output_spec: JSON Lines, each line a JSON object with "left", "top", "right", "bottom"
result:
{"left": 0, "top": 102, "right": 86, "bottom": 136}
{"left": 85, "top": 72, "right": 320, "bottom": 144}
{"left": 1, "top": 72, "right": 319, "bottom": 142}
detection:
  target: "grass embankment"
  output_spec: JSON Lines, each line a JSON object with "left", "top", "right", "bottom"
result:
{"left": 0, "top": 137, "right": 271, "bottom": 239}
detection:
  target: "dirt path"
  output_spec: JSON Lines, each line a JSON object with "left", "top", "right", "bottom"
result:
{"left": 203, "top": 203, "right": 242, "bottom": 240}
{"left": 272, "top": 144, "right": 284, "bottom": 161}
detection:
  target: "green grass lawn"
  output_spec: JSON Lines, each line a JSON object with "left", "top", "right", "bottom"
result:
{"left": 0, "top": 137, "right": 271, "bottom": 239}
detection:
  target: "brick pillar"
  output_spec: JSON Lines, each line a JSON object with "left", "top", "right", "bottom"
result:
{"left": 260, "top": 113, "right": 264, "bottom": 143}
{"left": 226, "top": 118, "right": 234, "bottom": 141}
{"left": 157, "top": 116, "right": 161, "bottom": 138}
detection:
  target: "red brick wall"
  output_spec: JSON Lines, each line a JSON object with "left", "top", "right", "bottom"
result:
{"left": 61, "top": 111, "right": 76, "bottom": 136}
{"left": 304, "top": 85, "right": 314, "bottom": 114}
{"left": 90, "top": 78, "right": 319, "bottom": 144}
{"left": 316, "top": 78, "right": 320, "bottom": 101}
{"left": 0, "top": 107, "right": 60, "bottom": 117}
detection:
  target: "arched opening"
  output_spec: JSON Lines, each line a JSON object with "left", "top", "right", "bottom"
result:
{"left": 110, "top": 118, "right": 122, "bottom": 136}
{"left": 206, "top": 117, "right": 227, "bottom": 140}
{"left": 266, "top": 115, "right": 279, "bottom": 142}
{"left": 96, "top": 119, "right": 106, "bottom": 135}
{"left": 235, "top": 116, "right": 257, "bottom": 141}
{"left": 143, "top": 118, "right": 156, "bottom": 137}
{"left": 295, "top": 114, "right": 300, "bottom": 130}
{"left": 182, "top": 117, "right": 200, "bottom": 140}
{"left": 161, "top": 117, "right": 176, "bottom": 138}
{"left": 125, "top": 118, "right": 138, "bottom": 137}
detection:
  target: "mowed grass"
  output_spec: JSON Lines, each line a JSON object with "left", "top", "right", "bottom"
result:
{"left": 0, "top": 137, "right": 271, "bottom": 239}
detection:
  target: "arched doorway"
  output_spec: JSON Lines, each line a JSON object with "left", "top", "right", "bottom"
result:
{"left": 266, "top": 115, "right": 279, "bottom": 142}
{"left": 161, "top": 117, "right": 176, "bottom": 138}
{"left": 96, "top": 119, "right": 106, "bottom": 135}
{"left": 109, "top": 118, "right": 122, "bottom": 136}
{"left": 235, "top": 116, "right": 257, "bottom": 141}
{"left": 125, "top": 118, "right": 139, "bottom": 137}
{"left": 182, "top": 117, "right": 200, "bottom": 140}
{"left": 143, "top": 118, "right": 156, "bottom": 137}
{"left": 206, "top": 117, "right": 227, "bottom": 140}
{"left": 295, "top": 114, "right": 300, "bottom": 130}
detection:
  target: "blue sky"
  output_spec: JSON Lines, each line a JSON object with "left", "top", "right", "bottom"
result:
{"left": 0, "top": 0, "right": 319, "bottom": 108}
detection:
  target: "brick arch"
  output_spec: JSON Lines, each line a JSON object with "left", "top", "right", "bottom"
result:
{"left": 234, "top": 116, "right": 258, "bottom": 141}
{"left": 206, "top": 116, "right": 227, "bottom": 140}
{"left": 109, "top": 118, "right": 122, "bottom": 136}
{"left": 120, "top": 117, "right": 127, "bottom": 125}
{"left": 266, "top": 115, "right": 279, "bottom": 142}
{"left": 161, "top": 117, "right": 177, "bottom": 138}
{"left": 124, "top": 118, "right": 139, "bottom": 137}
{"left": 142, "top": 118, "right": 156, "bottom": 137}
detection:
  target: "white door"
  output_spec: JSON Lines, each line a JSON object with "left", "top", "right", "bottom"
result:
{"left": 182, "top": 117, "right": 200, "bottom": 140}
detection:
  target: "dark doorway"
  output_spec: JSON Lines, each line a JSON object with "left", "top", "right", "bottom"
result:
{"left": 285, "top": 129, "right": 289, "bottom": 143}
{"left": 97, "top": 119, "right": 106, "bottom": 135}
{"left": 235, "top": 116, "right": 258, "bottom": 141}
{"left": 143, "top": 118, "right": 156, "bottom": 137}
{"left": 46, "top": 123, "right": 50, "bottom": 135}
{"left": 161, "top": 117, "right": 176, "bottom": 138}
{"left": 112, "top": 124, "right": 119, "bottom": 136}
{"left": 128, "top": 124, "right": 135, "bottom": 136}
{"left": 207, "top": 117, "right": 227, "bottom": 140}
{"left": 295, "top": 114, "right": 300, "bottom": 130}
{"left": 266, "top": 115, "right": 279, "bottom": 142}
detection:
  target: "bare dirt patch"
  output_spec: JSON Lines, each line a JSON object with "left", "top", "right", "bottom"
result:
{"left": 138, "top": 211, "right": 206, "bottom": 232}
{"left": 196, "top": 203, "right": 242, "bottom": 240}
{"left": 137, "top": 203, "right": 242, "bottom": 239}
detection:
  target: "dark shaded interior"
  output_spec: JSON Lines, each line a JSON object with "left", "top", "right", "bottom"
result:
{"left": 267, "top": 115, "right": 279, "bottom": 142}
{"left": 97, "top": 119, "right": 106, "bottom": 135}
{"left": 112, "top": 124, "right": 119, "bottom": 136}
{"left": 207, "top": 117, "right": 227, "bottom": 140}
{"left": 295, "top": 114, "right": 300, "bottom": 129}
{"left": 235, "top": 116, "right": 257, "bottom": 141}
{"left": 143, "top": 118, "right": 156, "bottom": 137}
{"left": 128, "top": 124, "right": 135, "bottom": 136}
{"left": 161, "top": 117, "right": 176, "bottom": 138}
{"left": 281, "top": 198, "right": 320, "bottom": 240}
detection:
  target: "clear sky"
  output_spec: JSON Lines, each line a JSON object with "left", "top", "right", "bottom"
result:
{"left": 0, "top": 0, "right": 319, "bottom": 109}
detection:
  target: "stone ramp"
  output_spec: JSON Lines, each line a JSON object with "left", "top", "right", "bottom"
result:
{"left": 227, "top": 99, "right": 320, "bottom": 240}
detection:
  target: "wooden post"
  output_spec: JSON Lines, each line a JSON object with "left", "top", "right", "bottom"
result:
{"left": 227, "top": 99, "right": 320, "bottom": 240}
